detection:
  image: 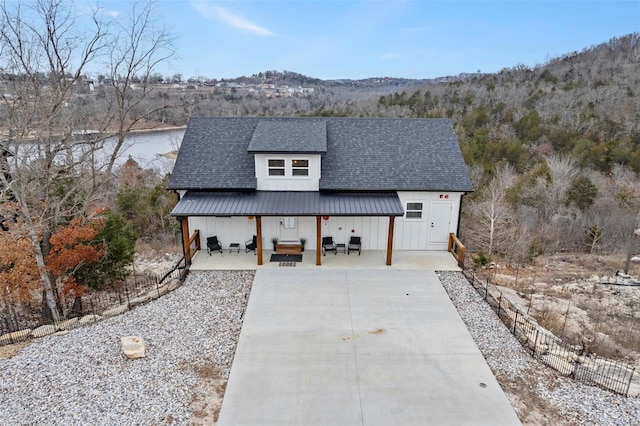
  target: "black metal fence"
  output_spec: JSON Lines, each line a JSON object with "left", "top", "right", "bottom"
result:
{"left": 0, "top": 258, "right": 187, "bottom": 347}
{"left": 463, "top": 269, "right": 637, "bottom": 396}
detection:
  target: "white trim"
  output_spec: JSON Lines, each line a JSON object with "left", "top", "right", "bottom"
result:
{"left": 291, "top": 158, "right": 309, "bottom": 177}
{"left": 256, "top": 154, "right": 320, "bottom": 191}
{"left": 266, "top": 156, "right": 311, "bottom": 179}
{"left": 267, "top": 158, "right": 285, "bottom": 177}
{"left": 282, "top": 217, "right": 296, "bottom": 229}
{"left": 404, "top": 201, "right": 424, "bottom": 221}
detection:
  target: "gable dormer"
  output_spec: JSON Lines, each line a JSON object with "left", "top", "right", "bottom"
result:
{"left": 248, "top": 119, "right": 326, "bottom": 191}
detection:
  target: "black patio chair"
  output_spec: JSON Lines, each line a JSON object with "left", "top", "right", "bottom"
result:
{"left": 245, "top": 235, "right": 257, "bottom": 254}
{"left": 322, "top": 236, "right": 337, "bottom": 256}
{"left": 206, "top": 236, "right": 222, "bottom": 255}
{"left": 348, "top": 236, "right": 361, "bottom": 255}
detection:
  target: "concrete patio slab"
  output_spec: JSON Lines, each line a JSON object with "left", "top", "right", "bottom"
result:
{"left": 217, "top": 269, "right": 521, "bottom": 425}
{"left": 189, "top": 249, "right": 461, "bottom": 271}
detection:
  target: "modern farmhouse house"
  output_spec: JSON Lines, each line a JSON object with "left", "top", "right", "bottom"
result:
{"left": 168, "top": 117, "right": 473, "bottom": 266}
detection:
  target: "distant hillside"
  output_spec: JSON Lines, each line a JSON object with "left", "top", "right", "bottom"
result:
{"left": 371, "top": 33, "right": 640, "bottom": 173}
{"left": 196, "top": 34, "right": 640, "bottom": 173}
{"left": 178, "top": 69, "right": 487, "bottom": 122}
{"left": 228, "top": 69, "right": 483, "bottom": 93}
{"left": 76, "top": 33, "right": 639, "bottom": 175}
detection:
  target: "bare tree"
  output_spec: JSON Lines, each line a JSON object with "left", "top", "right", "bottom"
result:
{"left": 465, "top": 164, "right": 517, "bottom": 256}
{"left": 0, "top": 0, "right": 109, "bottom": 321}
{"left": 0, "top": 0, "right": 175, "bottom": 321}
{"left": 100, "top": 0, "right": 177, "bottom": 175}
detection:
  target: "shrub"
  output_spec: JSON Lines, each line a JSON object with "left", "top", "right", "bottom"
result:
{"left": 473, "top": 252, "right": 492, "bottom": 267}
{"left": 75, "top": 212, "right": 137, "bottom": 290}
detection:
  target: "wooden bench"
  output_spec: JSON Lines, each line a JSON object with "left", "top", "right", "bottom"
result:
{"left": 276, "top": 241, "right": 302, "bottom": 254}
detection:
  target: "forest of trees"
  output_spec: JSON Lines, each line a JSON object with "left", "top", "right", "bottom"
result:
{"left": 1, "top": 0, "right": 638, "bottom": 327}
{"left": 372, "top": 34, "right": 640, "bottom": 261}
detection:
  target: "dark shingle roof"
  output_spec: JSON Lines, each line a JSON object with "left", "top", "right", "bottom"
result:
{"left": 167, "top": 117, "right": 473, "bottom": 192}
{"left": 168, "top": 117, "right": 257, "bottom": 190}
{"left": 171, "top": 191, "right": 404, "bottom": 216}
{"left": 321, "top": 118, "right": 472, "bottom": 191}
{"left": 248, "top": 119, "right": 327, "bottom": 153}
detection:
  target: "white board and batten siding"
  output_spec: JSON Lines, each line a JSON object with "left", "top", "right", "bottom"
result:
{"left": 190, "top": 216, "right": 257, "bottom": 250}
{"left": 316, "top": 216, "right": 389, "bottom": 250}
{"left": 188, "top": 191, "right": 463, "bottom": 252}
{"left": 254, "top": 154, "right": 321, "bottom": 191}
{"left": 394, "top": 191, "right": 463, "bottom": 251}
{"left": 190, "top": 216, "right": 316, "bottom": 251}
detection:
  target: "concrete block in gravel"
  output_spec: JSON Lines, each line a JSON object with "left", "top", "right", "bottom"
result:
{"left": 56, "top": 318, "right": 79, "bottom": 329}
{"left": 102, "top": 305, "right": 128, "bottom": 317}
{"left": 32, "top": 324, "right": 57, "bottom": 338}
{"left": 166, "top": 279, "right": 181, "bottom": 291}
{"left": 128, "top": 294, "right": 152, "bottom": 307}
{"left": 121, "top": 336, "right": 146, "bottom": 359}
{"left": 0, "top": 328, "right": 32, "bottom": 344}
{"left": 78, "top": 314, "right": 101, "bottom": 325}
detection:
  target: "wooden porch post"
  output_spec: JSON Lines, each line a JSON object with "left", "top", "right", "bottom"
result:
{"left": 181, "top": 217, "right": 191, "bottom": 265}
{"left": 316, "top": 215, "right": 322, "bottom": 265}
{"left": 386, "top": 215, "right": 395, "bottom": 266}
{"left": 256, "top": 216, "right": 263, "bottom": 266}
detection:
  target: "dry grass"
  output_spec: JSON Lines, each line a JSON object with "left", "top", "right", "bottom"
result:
{"left": 535, "top": 306, "right": 564, "bottom": 336}
{"left": 0, "top": 341, "right": 31, "bottom": 359}
{"left": 188, "top": 363, "right": 227, "bottom": 425}
{"left": 484, "top": 253, "right": 640, "bottom": 363}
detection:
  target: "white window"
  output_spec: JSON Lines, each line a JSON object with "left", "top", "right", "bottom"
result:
{"left": 283, "top": 217, "right": 296, "bottom": 229}
{"left": 291, "top": 159, "right": 309, "bottom": 176}
{"left": 405, "top": 202, "right": 423, "bottom": 219}
{"left": 268, "top": 159, "right": 285, "bottom": 176}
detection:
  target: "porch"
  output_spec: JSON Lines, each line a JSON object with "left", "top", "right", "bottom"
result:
{"left": 189, "top": 249, "right": 461, "bottom": 271}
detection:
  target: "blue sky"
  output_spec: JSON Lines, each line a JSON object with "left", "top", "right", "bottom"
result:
{"left": 100, "top": 0, "right": 639, "bottom": 80}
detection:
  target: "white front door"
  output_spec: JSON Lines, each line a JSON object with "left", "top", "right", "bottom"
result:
{"left": 279, "top": 216, "right": 298, "bottom": 241}
{"left": 428, "top": 202, "right": 452, "bottom": 244}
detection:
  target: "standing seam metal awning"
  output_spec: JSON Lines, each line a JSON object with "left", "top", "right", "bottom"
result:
{"left": 171, "top": 191, "right": 405, "bottom": 216}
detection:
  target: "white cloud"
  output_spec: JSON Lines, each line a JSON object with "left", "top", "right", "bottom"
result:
{"left": 379, "top": 52, "right": 403, "bottom": 60}
{"left": 190, "top": 1, "right": 273, "bottom": 36}
{"left": 107, "top": 10, "right": 121, "bottom": 19}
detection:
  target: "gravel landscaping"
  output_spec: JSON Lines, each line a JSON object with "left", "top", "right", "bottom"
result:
{"left": 1, "top": 269, "right": 638, "bottom": 425}
{"left": 438, "top": 271, "right": 640, "bottom": 426}
{"left": 0, "top": 270, "right": 254, "bottom": 425}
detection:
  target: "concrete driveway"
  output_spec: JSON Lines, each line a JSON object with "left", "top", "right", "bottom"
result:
{"left": 218, "top": 269, "right": 521, "bottom": 425}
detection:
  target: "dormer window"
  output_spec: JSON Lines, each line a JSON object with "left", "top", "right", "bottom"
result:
{"left": 268, "top": 159, "right": 285, "bottom": 176}
{"left": 267, "top": 157, "right": 310, "bottom": 178}
{"left": 291, "top": 159, "right": 309, "bottom": 176}
{"left": 258, "top": 154, "right": 318, "bottom": 190}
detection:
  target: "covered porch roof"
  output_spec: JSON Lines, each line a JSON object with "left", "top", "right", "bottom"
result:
{"left": 171, "top": 191, "right": 405, "bottom": 217}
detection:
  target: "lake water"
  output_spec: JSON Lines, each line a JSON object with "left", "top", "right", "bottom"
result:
{"left": 119, "top": 128, "right": 185, "bottom": 168}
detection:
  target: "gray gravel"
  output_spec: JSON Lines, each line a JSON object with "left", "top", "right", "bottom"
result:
{"left": 2, "top": 269, "right": 638, "bottom": 425}
{"left": 0, "top": 270, "right": 254, "bottom": 426}
{"left": 438, "top": 271, "right": 640, "bottom": 426}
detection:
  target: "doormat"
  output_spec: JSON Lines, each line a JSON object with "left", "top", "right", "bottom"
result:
{"left": 279, "top": 261, "right": 296, "bottom": 267}
{"left": 270, "top": 254, "right": 303, "bottom": 262}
